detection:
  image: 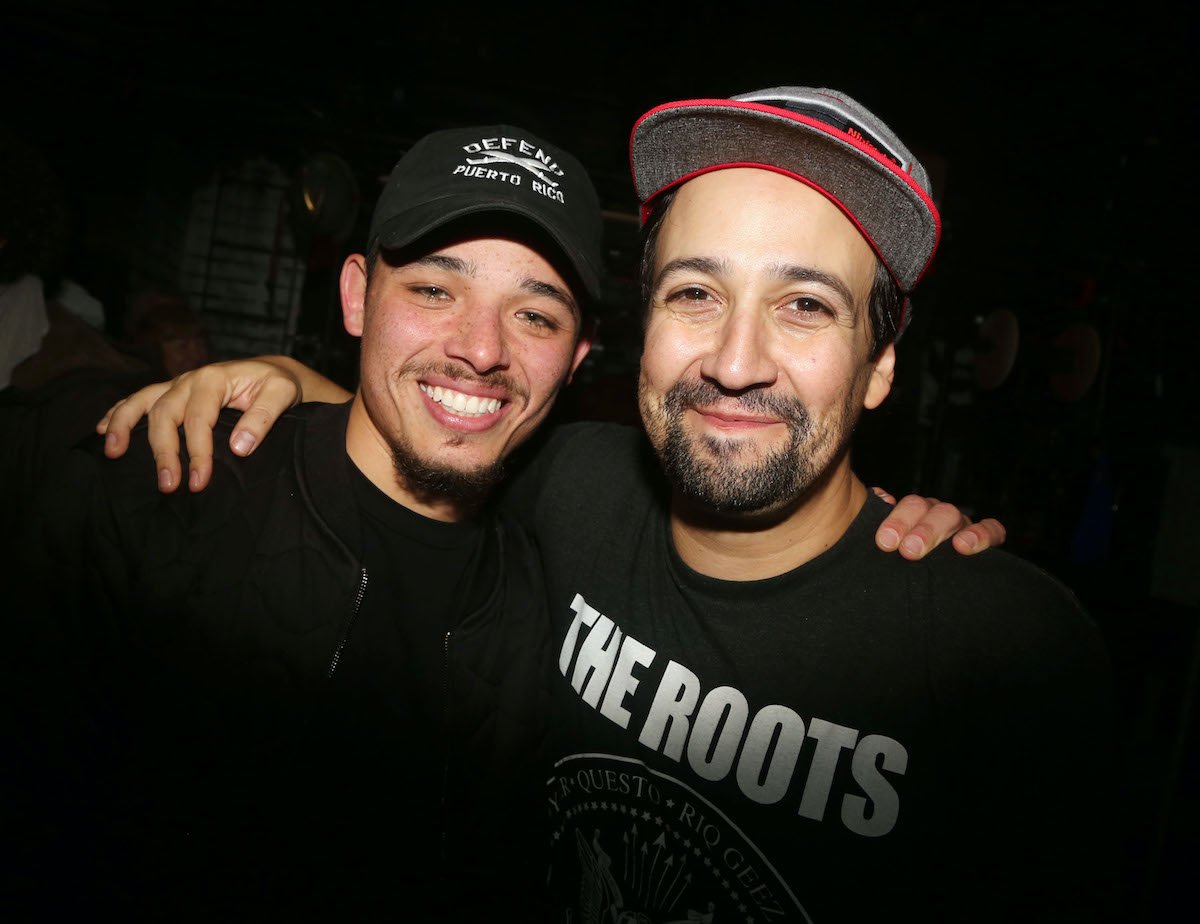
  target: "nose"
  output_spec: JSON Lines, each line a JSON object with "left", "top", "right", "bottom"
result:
{"left": 445, "top": 303, "right": 511, "bottom": 374}
{"left": 698, "top": 305, "right": 777, "bottom": 392}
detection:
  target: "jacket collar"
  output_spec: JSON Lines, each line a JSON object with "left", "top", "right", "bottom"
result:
{"left": 294, "top": 399, "right": 363, "bottom": 562}
{"left": 294, "top": 397, "right": 504, "bottom": 562}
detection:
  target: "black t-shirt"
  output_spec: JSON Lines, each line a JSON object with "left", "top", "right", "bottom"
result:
{"left": 300, "top": 463, "right": 501, "bottom": 903}
{"left": 326, "top": 460, "right": 494, "bottom": 768}
{"left": 505, "top": 421, "right": 1117, "bottom": 923}
{"left": 339, "top": 461, "right": 496, "bottom": 735}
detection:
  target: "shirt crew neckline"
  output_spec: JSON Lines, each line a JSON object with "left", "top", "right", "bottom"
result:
{"left": 348, "top": 456, "right": 485, "bottom": 551}
{"left": 663, "top": 492, "right": 888, "bottom": 601}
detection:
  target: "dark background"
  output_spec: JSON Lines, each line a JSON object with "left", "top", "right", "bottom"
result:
{"left": 3, "top": 2, "right": 1195, "bottom": 920}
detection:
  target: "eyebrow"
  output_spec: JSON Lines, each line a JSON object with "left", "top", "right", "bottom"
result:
{"left": 411, "top": 253, "right": 471, "bottom": 273}
{"left": 521, "top": 278, "right": 579, "bottom": 318}
{"left": 769, "top": 263, "right": 859, "bottom": 317}
{"left": 410, "top": 254, "right": 578, "bottom": 318}
{"left": 655, "top": 256, "right": 859, "bottom": 318}
{"left": 654, "top": 256, "right": 725, "bottom": 289}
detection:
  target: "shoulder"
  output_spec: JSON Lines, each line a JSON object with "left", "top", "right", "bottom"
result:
{"left": 851, "top": 485, "right": 1085, "bottom": 629}
{"left": 530, "top": 420, "right": 646, "bottom": 468}
{"left": 922, "top": 543, "right": 1090, "bottom": 630}
{"left": 916, "top": 543, "right": 1112, "bottom": 700}
{"left": 210, "top": 403, "right": 316, "bottom": 461}
{"left": 61, "top": 401, "right": 321, "bottom": 512}
{"left": 202, "top": 402, "right": 337, "bottom": 486}
{"left": 500, "top": 420, "right": 654, "bottom": 514}
{"left": 850, "top": 494, "right": 1108, "bottom": 683}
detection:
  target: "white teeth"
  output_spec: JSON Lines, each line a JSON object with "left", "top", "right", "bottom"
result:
{"left": 420, "top": 384, "right": 501, "bottom": 417}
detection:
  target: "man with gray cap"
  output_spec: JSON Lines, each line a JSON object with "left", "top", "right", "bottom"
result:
{"left": 506, "top": 87, "right": 1115, "bottom": 921}
{"left": 12, "top": 123, "right": 603, "bottom": 919}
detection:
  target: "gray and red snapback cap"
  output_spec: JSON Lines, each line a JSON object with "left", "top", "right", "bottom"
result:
{"left": 630, "top": 87, "right": 941, "bottom": 328}
{"left": 369, "top": 124, "right": 605, "bottom": 304}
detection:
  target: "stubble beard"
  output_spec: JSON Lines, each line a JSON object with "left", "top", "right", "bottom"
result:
{"left": 389, "top": 438, "right": 507, "bottom": 509}
{"left": 383, "top": 360, "right": 525, "bottom": 509}
{"left": 640, "top": 378, "right": 850, "bottom": 516}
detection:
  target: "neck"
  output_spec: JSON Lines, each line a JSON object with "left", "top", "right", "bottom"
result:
{"left": 345, "top": 395, "right": 475, "bottom": 523}
{"left": 669, "top": 453, "right": 867, "bottom": 581}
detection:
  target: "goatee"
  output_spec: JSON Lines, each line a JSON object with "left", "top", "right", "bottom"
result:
{"left": 390, "top": 440, "right": 506, "bottom": 509}
{"left": 644, "top": 379, "right": 828, "bottom": 515}
{"left": 385, "top": 360, "right": 522, "bottom": 508}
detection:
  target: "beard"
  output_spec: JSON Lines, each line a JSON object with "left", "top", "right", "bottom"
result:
{"left": 640, "top": 377, "right": 850, "bottom": 516}
{"left": 389, "top": 438, "right": 507, "bottom": 509}
{"left": 381, "top": 359, "right": 526, "bottom": 509}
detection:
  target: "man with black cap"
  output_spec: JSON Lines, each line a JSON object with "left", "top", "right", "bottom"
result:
{"left": 11, "top": 123, "right": 604, "bottom": 920}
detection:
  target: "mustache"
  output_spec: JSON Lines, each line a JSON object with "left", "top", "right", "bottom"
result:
{"left": 396, "top": 361, "right": 528, "bottom": 403}
{"left": 663, "top": 379, "right": 809, "bottom": 429}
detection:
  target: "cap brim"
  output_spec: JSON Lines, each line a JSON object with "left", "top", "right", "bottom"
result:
{"left": 372, "top": 195, "right": 603, "bottom": 304}
{"left": 631, "top": 100, "right": 940, "bottom": 293}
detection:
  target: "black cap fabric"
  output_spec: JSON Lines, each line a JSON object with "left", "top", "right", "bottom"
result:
{"left": 630, "top": 87, "right": 940, "bottom": 306}
{"left": 368, "top": 125, "right": 604, "bottom": 303}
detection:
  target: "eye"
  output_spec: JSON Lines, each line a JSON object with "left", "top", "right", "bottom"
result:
{"left": 779, "top": 295, "right": 834, "bottom": 324}
{"left": 667, "top": 285, "right": 714, "bottom": 305}
{"left": 516, "top": 309, "right": 563, "bottom": 332}
{"left": 408, "top": 284, "right": 451, "bottom": 302}
{"left": 659, "top": 285, "right": 723, "bottom": 317}
{"left": 785, "top": 295, "right": 829, "bottom": 313}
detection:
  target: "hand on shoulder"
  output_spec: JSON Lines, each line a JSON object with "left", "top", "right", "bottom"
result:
{"left": 95, "top": 356, "right": 346, "bottom": 492}
{"left": 871, "top": 487, "right": 1006, "bottom": 558}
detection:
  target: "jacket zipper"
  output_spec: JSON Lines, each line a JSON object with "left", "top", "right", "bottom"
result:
{"left": 327, "top": 567, "right": 368, "bottom": 678}
{"left": 441, "top": 628, "right": 452, "bottom": 865}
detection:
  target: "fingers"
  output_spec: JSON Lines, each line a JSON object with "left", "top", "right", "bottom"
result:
{"left": 140, "top": 372, "right": 218, "bottom": 493}
{"left": 951, "top": 517, "right": 1007, "bottom": 555}
{"left": 146, "top": 408, "right": 184, "bottom": 493}
{"left": 168, "top": 365, "right": 242, "bottom": 491}
{"left": 871, "top": 486, "right": 898, "bottom": 505}
{"left": 92, "top": 359, "right": 301, "bottom": 493}
{"left": 876, "top": 493, "right": 1010, "bottom": 559}
{"left": 226, "top": 375, "right": 298, "bottom": 458}
{"left": 181, "top": 405, "right": 219, "bottom": 493}
{"left": 98, "top": 383, "right": 173, "bottom": 459}
{"left": 95, "top": 405, "right": 115, "bottom": 434}
{"left": 876, "top": 496, "right": 966, "bottom": 559}
{"left": 100, "top": 406, "right": 128, "bottom": 459}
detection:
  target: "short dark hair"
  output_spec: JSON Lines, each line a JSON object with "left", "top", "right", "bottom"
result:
{"left": 639, "top": 188, "right": 902, "bottom": 358}
{"left": 364, "top": 239, "right": 381, "bottom": 282}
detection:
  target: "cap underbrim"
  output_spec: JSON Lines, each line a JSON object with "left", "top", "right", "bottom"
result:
{"left": 372, "top": 195, "right": 603, "bottom": 304}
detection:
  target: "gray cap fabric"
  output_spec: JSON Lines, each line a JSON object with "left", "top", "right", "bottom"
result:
{"left": 630, "top": 87, "right": 940, "bottom": 295}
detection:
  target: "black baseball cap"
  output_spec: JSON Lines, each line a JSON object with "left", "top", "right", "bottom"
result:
{"left": 631, "top": 87, "right": 941, "bottom": 332}
{"left": 368, "top": 125, "right": 605, "bottom": 304}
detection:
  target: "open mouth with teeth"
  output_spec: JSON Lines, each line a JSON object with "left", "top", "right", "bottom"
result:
{"left": 420, "top": 383, "right": 504, "bottom": 418}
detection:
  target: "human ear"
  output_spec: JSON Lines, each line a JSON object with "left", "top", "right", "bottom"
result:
{"left": 340, "top": 254, "right": 368, "bottom": 337}
{"left": 565, "top": 320, "right": 596, "bottom": 384}
{"left": 863, "top": 342, "right": 896, "bottom": 410}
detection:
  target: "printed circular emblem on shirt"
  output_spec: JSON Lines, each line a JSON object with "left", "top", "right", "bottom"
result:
{"left": 548, "top": 753, "right": 814, "bottom": 923}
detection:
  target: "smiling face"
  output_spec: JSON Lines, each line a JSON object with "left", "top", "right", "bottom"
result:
{"left": 638, "top": 168, "right": 896, "bottom": 518}
{"left": 341, "top": 233, "right": 591, "bottom": 520}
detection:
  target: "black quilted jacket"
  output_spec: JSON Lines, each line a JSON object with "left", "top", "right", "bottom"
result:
{"left": 9, "top": 400, "right": 554, "bottom": 921}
